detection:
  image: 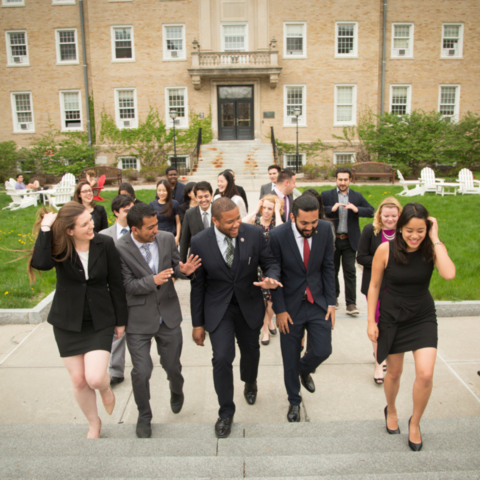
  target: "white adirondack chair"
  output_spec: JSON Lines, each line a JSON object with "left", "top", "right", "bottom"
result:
{"left": 45, "top": 173, "right": 76, "bottom": 209}
{"left": 457, "top": 168, "right": 480, "bottom": 194}
{"left": 396, "top": 170, "right": 424, "bottom": 196}
{"left": 3, "top": 181, "right": 39, "bottom": 211}
{"left": 419, "top": 167, "right": 445, "bottom": 194}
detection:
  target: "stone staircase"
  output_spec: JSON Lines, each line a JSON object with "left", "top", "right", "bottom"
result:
{"left": 192, "top": 141, "right": 275, "bottom": 181}
{"left": 2, "top": 417, "right": 479, "bottom": 478}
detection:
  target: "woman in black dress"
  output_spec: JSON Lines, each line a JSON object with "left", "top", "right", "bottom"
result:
{"left": 149, "top": 179, "right": 181, "bottom": 244}
{"left": 29, "top": 202, "right": 128, "bottom": 438}
{"left": 367, "top": 203, "right": 455, "bottom": 451}
{"left": 73, "top": 181, "right": 108, "bottom": 233}
{"left": 178, "top": 182, "right": 197, "bottom": 225}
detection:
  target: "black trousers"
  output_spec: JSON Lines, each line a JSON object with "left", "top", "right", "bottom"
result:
{"left": 334, "top": 237, "right": 357, "bottom": 305}
{"left": 280, "top": 300, "right": 332, "bottom": 405}
{"left": 209, "top": 302, "right": 261, "bottom": 418}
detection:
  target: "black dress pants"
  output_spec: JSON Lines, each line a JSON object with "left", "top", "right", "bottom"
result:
{"left": 209, "top": 301, "right": 261, "bottom": 419}
{"left": 334, "top": 237, "right": 357, "bottom": 305}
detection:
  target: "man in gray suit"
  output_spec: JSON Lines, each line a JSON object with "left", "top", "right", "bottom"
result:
{"left": 99, "top": 194, "right": 134, "bottom": 386}
{"left": 116, "top": 203, "right": 201, "bottom": 438}
{"left": 259, "top": 165, "right": 281, "bottom": 199}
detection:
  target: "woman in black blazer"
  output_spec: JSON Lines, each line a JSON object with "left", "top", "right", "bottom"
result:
{"left": 74, "top": 181, "right": 108, "bottom": 233}
{"left": 30, "top": 202, "right": 128, "bottom": 439}
{"left": 357, "top": 197, "right": 402, "bottom": 385}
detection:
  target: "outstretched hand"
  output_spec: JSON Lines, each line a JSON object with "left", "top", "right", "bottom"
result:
{"left": 179, "top": 254, "right": 202, "bottom": 276}
{"left": 253, "top": 277, "right": 283, "bottom": 290}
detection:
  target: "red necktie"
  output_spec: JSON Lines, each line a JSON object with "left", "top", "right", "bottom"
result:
{"left": 303, "top": 238, "right": 314, "bottom": 304}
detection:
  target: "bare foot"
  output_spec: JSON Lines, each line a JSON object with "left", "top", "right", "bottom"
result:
{"left": 86, "top": 417, "right": 102, "bottom": 439}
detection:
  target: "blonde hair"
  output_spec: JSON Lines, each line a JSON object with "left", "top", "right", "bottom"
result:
{"left": 373, "top": 197, "right": 402, "bottom": 235}
{"left": 261, "top": 194, "right": 284, "bottom": 216}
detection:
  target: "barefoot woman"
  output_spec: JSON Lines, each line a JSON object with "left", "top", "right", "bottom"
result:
{"left": 367, "top": 203, "right": 455, "bottom": 451}
{"left": 29, "top": 202, "right": 128, "bottom": 438}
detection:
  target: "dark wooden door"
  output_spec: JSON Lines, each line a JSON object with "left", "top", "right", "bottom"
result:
{"left": 218, "top": 86, "right": 254, "bottom": 140}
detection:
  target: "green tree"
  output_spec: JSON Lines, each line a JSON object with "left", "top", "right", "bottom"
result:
{"left": 0, "top": 141, "right": 20, "bottom": 183}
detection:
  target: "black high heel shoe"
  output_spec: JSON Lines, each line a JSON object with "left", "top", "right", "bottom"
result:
{"left": 384, "top": 406, "right": 400, "bottom": 434}
{"left": 408, "top": 417, "right": 423, "bottom": 452}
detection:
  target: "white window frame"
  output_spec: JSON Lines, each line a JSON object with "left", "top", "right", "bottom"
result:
{"left": 5, "top": 30, "right": 29, "bottom": 66}
{"left": 221, "top": 23, "right": 248, "bottom": 52}
{"left": 165, "top": 86, "right": 189, "bottom": 129}
{"left": 55, "top": 29, "right": 79, "bottom": 65}
{"left": 390, "top": 85, "right": 412, "bottom": 115}
{"left": 283, "top": 22, "right": 307, "bottom": 59}
{"left": 117, "top": 156, "right": 140, "bottom": 171}
{"left": 10, "top": 91, "right": 35, "bottom": 133}
{"left": 438, "top": 85, "right": 460, "bottom": 122}
{"left": 59, "top": 90, "right": 83, "bottom": 132}
{"left": 334, "top": 152, "right": 355, "bottom": 165}
{"left": 283, "top": 153, "right": 306, "bottom": 169}
{"left": 335, "top": 22, "right": 358, "bottom": 58}
{"left": 391, "top": 23, "right": 414, "bottom": 58}
{"left": 163, "top": 24, "right": 186, "bottom": 61}
{"left": 111, "top": 26, "right": 135, "bottom": 62}
{"left": 2, "top": 0, "right": 25, "bottom": 7}
{"left": 441, "top": 24, "right": 463, "bottom": 59}
{"left": 52, "top": 0, "right": 75, "bottom": 5}
{"left": 114, "top": 88, "right": 138, "bottom": 129}
{"left": 334, "top": 84, "right": 357, "bottom": 126}
{"left": 284, "top": 85, "right": 307, "bottom": 127}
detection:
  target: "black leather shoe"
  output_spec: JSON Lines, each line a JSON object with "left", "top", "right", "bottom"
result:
{"left": 110, "top": 377, "right": 124, "bottom": 387}
{"left": 170, "top": 392, "right": 184, "bottom": 414}
{"left": 408, "top": 417, "right": 423, "bottom": 451}
{"left": 384, "top": 406, "right": 400, "bottom": 434}
{"left": 287, "top": 404, "right": 301, "bottom": 422}
{"left": 244, "top": 382, "right": 258, "bottom": 405}
{"left": 269, "top": 327, "right": 277, "bottom": 335}
{"left": 300, "top": 374, "right": 315, "bottom": 393}
{"left": 136, "top": 422, "right": 152, "bottom": 438}
{"left": 215, "top": 417, "right": 233, "bottom": 438}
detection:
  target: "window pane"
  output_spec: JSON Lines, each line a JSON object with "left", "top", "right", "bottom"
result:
{"left": 444, "top": 25, "right": 460, "bottom": 38}
{"left": 286, "top": 87, "right": 303, "bottom": 116}
{"left": 118, "top": 91, "right": 135, "bottom": 118}
{"left": 168, "top": 89, "right": 185, "bottom": 118}
{"left": 15, "top": 94, "right": 32, "bottom": 122}
{"left": 10, "top": 32, "right": 27, "bottom": 56}
{"left": 59, "top": 31, "right": 76, "bottom": 61}
{"left": 224, "top": 25, "right": 246, "bottom": 51}
{"left": 286, "top": 37, "right": 303, "bottom": 53}
{"left": 394, "top": 25, "right": 410, "bottom": 37}
{"left": 337, "top": 105, "right": 352, "bottom": 122}
{"left": 337, "top": 86, "right": 353, "bottom": 104}
{"left": 286, "top": 24, "right": 303, "bottom": 35}
{"left": 337, "top": 24, "right": 354, "bottom": 54}
{"left": 115, "top": 28, "right": 132, "bottom": 58}
{"left": 285, "top": 154, "right": 302, "bottom": 168}
{"left": 440, "top": 87, "right": 456, "bottom": 115}
{"left": 121, "top": 157, "right": 137, "bottom": 169}
{"left": 63, "top": 92, "right": 79, "bottom": 110}
{"left": 218, "top": 86, "right": 253, "bottom": 99}
{"left": 336, "top": 154, "right": 353, "bottom": 164}
{"left": 391, "top": 87, "right": 408, "bottom": 114}
{"left": 394, "top": 38, "right": 409, "bottom": 49}
{"left": 166, "top": 26, "right": 183, "bottom": 51}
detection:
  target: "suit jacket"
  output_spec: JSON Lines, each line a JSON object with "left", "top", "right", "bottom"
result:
{"left": 30, "top": 231, "right": 128, "bottom": 332}
{"left": 190, "top": 223, "right": 280, "bottom": 332}
{"left": 99, "top": 224, "right": 119, "bottom": 243}
{"left": 179, "top": 206, "right": 210, "bottom": 263}
{"left": 91, "top": 204, "right": 108, "bottom": 233}
{"left": 116, "top": 231, "right": 188, "bottom": 335}
{"left": 214, "top": 185, "right": 248, "bottom": 211}
{"left": 172, "top": 182, "right": 186, "bottom": 205}
{"left": 271, "top": 189, "right": 294, "bottom": 222}
{"left": 259, "top": 182, "right": 275, "bottom": 199}
{"left": 321, "top": 188, "right": 375, "bottom": 251}
{"left": 269, "top": 221, "right": 336, "bottom": 318}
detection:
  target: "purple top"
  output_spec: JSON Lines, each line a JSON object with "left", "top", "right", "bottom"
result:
{"left": 15, "top": 182, "right": 26, "bottom": 190}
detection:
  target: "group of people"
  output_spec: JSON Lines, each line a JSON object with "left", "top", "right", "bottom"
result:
{"left": 28, "top": 164, "right": 455, "bottom": 453}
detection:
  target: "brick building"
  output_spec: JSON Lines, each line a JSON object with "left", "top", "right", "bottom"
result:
{"left": 1, "top": 0, "right": 479, "bottom": 174}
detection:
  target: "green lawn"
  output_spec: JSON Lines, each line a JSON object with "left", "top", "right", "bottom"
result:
{"left": 0, "top": 185, "right": 478, "bottom": 307}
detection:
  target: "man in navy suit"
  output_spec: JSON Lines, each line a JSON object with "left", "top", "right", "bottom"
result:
{"left": 270, "top": 195, "right": 336, "bottom": 422}
{"left": 321, "top": 167, "right": 374, "bottom": 315}
{"left": 190, "top": 197, "right": 281, "bottom": 438}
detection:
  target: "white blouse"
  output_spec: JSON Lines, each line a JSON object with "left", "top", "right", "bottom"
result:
{"left": 213, "top": 194, "right": 248, "bottom": 219}
{"left": 76, "top": 250, "right": 89, "bottom": 280}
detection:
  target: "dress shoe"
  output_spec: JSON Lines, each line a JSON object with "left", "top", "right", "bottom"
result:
{"left": 136, "top": 422, "right": 152, "bottom": 438}
{"left": 215, "top": 417, "right": 233, "bottom": 438}
{"left": 384, "top": 406, "right": 400, "bottom": 434}
{"left": 287, "top": 404, "right": 301, "bottom": 422}
{"left": 170, "top": 391, "right": 184, "bottom": 414}
{"left": 102, "top": 386, "right": 115, "bottom": 415}
{"left": 346, "top": 304, "right": 360, "bottom": 315}
{"left": 261, "top": 338, "right": 270, "bottom": 346}
{"left": 110, "top": 376, "right": 124, "bottom": 387}
{"left": 408, "top": 417, "right": 423, "bottom": 451}
{"left": 269, "top": 327, "right": 277, "bottom": 335}
{"left": 244, "top": 382, "right": 258, "bottom": 405}
{"left": 300, "top": 374, "right": 315, "bottom": 393}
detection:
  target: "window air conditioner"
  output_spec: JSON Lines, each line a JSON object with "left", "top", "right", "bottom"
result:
{"left": 171, "top": 50, "right": 178, "bottom": 58}
{"left": 448, "top": 49, "right": 456, "bottom": 56}
{"left": 398, "top": 49, "right": 406, "bottom": 56}
{"left": 173, "top": 119, "right": 180, "bottom": 126}
{"left": 123, "top": 120, "right": 131, "bottom": 127}
{"left": 20, "top": 123, "right": 31, "bottom": 130}
{"left": 13, "top": 56, "right": 24, "bottom": 64}
{"left": 291, "top": 117, "right": 298, "bottom": 124}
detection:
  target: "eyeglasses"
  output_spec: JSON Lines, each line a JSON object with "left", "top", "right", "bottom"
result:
{"left": 81, "top": 189, "right": 93, "bottom": 194}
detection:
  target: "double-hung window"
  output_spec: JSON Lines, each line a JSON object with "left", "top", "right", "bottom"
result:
{"left": 2, "top": 0, "right": 25, "bottom": 6}
{"left": 284, "top": 23, "right": 306, "bottom": 57}
{"left": 11, "top": 92, "right": 34, "bottom": 133}
{"left": 284, "top": 153, "right": 306, "bottom": 169}
{"left": 391, "top": 23, "right": 414, "bottom": 58}
{"left": 118, "top": 157, "right": 139, "bottom": 171}
{"left": 441, "top": 24, "right": 463, "bottom": 58}
{"left": 163, "top": 25, "right": 185, "bottom": 60}
{"left": 390, "top": 85, "right": 411, "bottom": 115}
{"left": 165, "top": 87, "right": 188, "bottom": 128}
{"left": 335, "top": 22, "right": 357, "bottom": 57}
{"left": 284, "top": 85, "right": 306, "bottom": 126}
{"left": 334, "top": 153, "right": 355, "bottom": 165}
{"left": 52, "top": 0, "right": 76, "bottom": 4}
{"left": 111, "top": 26, "right": 134, "bottom": 61}
{"left": 6, "top": 31, "right": 29, "bottom": 66}
{"left": 439, "top": 85, "right": 460, "bottom": 121}
{"left": 60, "top": 91, "right": 82, "bottom": 130}
{"left": 55, "top": 29, "right": 78, "bottom": 64}
{"left": 115, "top": 88, "right": 137, "bottom": 128}
{"left": 222, "top": 24, "right": 247, "bottom": 52}
{"left": 334, "top": 85, "right": 356, "bottom": 125}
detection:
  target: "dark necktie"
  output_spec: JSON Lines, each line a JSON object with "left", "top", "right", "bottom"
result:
{"left": 120, "top": 228, "right": 128, "bottom": 236}
{"left": 303, "top": 238, "right": 314, "bottom": 304}
{"left": 225, "top": 237, "right": 234, "bottom": 268}
{"left": 203, "top": 211, "right": 209, "bottom": 229}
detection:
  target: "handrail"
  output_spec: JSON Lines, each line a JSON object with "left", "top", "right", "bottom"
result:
{"left": 188, "top": 128, "right": 202, "bottom": 175}
{"left": 270, "top": 126, "right": 280, "bottom": 166}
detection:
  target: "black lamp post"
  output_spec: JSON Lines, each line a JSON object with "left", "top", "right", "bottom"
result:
{"left": 294, "top": 107, "right": 302, "bottom": 174}
{"left": 170, "top": 109, "right": 178, "bottom": 170}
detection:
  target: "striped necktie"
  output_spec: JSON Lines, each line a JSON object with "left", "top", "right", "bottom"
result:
{"left": 141, "top": 244, "right": 156, "bottom": 274}
{"left": 225, "top": 237, "right": 235, "bottom": 268}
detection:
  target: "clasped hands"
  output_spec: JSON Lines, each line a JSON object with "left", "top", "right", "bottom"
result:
{"left": 331, "top": 202, "right": 358, "bottom": 213}
{"left": 153, "top": 254, "right": 201, "bottom": 285}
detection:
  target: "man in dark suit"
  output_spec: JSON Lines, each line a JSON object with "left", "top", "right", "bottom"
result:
{"left": 272, "top": 170, "right": 296, "bottom": 222}
{"left": 214, "top": 169, "right": 249, "bottom": 211}
{"left": 190, "top": 197, "right": 281, "bottom": 438}
{"left": 179, "top": 181, "right": 213, "bottom": 263}
{"left": 166, "top": 166, "right": 186, "bottom": 205}
{"left": 259, "top": 165, "right": 281, "bottom": 198}
{"left": 269, "top": 195, "right": 336, "bottom": 422}
{"left": 321, "top": 167, "right": 375, "bottom": 315}
{"left": 116, "top": 203, "right": 201, "bottom": 438}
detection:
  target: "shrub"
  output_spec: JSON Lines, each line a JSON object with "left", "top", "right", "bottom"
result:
{"left": 302, "top": 163, "right": 323, "bottom": 180}
{"left": 0, "top": 141, "right": 20, "bottom": 183}
{"left": 123, "top": 168, "right": 139, "bottom": 181}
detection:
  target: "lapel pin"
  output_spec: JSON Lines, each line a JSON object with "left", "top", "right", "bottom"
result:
{"left": 315, "top": 230, "right": 318, "bottom": 234}
{"left": 240, "top": 238, "right": 244, "bottom": 242}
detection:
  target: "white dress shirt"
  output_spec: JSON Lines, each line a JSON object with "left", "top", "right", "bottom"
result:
{"left": 199, "top": 206, "right": 212, "bottom": 227}
{"left": 291, "top": 220, "right": 312, "bottom": 261}
{"left": 214, "top": 226, "right": 236, "bottom": 262}
{"left": 275, "top": 187, "right": 290, "bottom": 219}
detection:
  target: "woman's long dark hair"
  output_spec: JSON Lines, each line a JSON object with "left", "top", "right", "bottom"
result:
{"left": 393, "top": 202, "right": 434, "bottom": 265}
{"left": 183, "top": 182, "right": 197, "bottom": 205}
{"left": 218, "top": 170, "right": 239, "bottom": 199}
{"left": 156, "top": 179, "right": 174, "bottom": 219}
{"left": 73, "top": 180, "right": 96, "bottom": 207}
{"left": 301, "top": 189, "right": 326, "bottom": 219}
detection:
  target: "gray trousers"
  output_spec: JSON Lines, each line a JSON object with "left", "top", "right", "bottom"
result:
{"left": 109, "top": 333, "right": 126, "bottom": 378}
{"left": 126, "top": 322, "right": 184, "bottom": 424}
